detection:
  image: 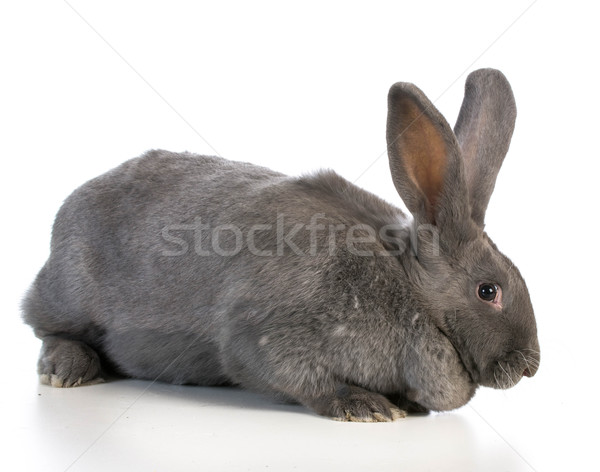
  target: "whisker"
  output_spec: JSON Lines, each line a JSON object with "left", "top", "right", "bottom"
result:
{"left": 498, "top": 362, "right": 514, "bottom": 388}
{"left": 525, "top": 355, "right": 540, "bottom": 368}
{"left": 517, "top": 350, "right": 532, "bottom": 374}
{"left": 508, "top": 365, "right": 517, "bottom": 385}
{"left": 494, "top": 369, "right": 501, "bottom": 388}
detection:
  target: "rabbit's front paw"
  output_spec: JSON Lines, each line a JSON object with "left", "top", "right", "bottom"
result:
{"left": 307, "top": 385, "right": 407, "bottom": 422}
{"left": 38, "top": 336, "right": 104, "bottom": 388}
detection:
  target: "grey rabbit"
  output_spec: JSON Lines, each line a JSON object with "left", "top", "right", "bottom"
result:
{"left": 23, "top": 68, "right": 540, "bottom": 421}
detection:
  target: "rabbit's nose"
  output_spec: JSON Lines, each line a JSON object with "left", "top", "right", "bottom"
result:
{"left": 523, "top": 368, "right": 532, "bottom": 377}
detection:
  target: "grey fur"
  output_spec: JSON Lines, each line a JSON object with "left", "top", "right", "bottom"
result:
{"left": 454, "top": 68, "right": 517, "bottom": 227}
{"left": 22, "top": 69, "right": 539, "bottom": 422}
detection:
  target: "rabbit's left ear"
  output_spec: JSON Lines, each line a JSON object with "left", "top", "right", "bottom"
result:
{"left": 454, "top": 69, "right": 517, "bottom": 227}
{"left": 386, "top": 82, "right": 470, "bottom": 231}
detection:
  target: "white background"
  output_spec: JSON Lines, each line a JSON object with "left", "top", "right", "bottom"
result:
{"left": 1, "top": 1, "right": 598, "bottom": 471}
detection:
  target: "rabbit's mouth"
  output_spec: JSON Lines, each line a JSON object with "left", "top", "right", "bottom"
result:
{"left": 437, "top": 312, "right": 540, "bottom": 389}
{"left": 485, "top": 350, "right": 540, "bottom": 390}
{"left": 437, "top": 330, "right": 539, "bottom": 389}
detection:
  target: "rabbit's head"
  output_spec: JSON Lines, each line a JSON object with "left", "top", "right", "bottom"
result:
{"left": 387, "top": 69, "right": 540, "bottom": 390}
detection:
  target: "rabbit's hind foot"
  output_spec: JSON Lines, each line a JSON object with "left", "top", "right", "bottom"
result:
{"left": 38, "top": 336, "right": 104, "bottom": 388}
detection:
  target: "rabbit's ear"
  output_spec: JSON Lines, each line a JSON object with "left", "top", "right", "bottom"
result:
{"left": 386, "top": 82, "right": 469, "bottom": 228}
{"left": 454, "top": 69, "right": 516, "bottom": 227}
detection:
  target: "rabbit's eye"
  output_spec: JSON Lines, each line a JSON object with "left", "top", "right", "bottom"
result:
{"left": 478, "top": 283, "right": 498, "bottom": 302}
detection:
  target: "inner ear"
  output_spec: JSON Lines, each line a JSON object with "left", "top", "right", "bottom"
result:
{"left": 396, "top": 98, "right": 448, "bottom": 221}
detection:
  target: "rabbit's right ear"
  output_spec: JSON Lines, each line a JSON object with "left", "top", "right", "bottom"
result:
{"left": 386, "top": 82, "right": 470, "bottom": 230}
{"left": 453, "top": 69, "right": 517, "bottom": 227}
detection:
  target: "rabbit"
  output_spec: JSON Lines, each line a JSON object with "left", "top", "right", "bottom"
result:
{"left": 22, "top": 68, "right": 540, "bottom": 422}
